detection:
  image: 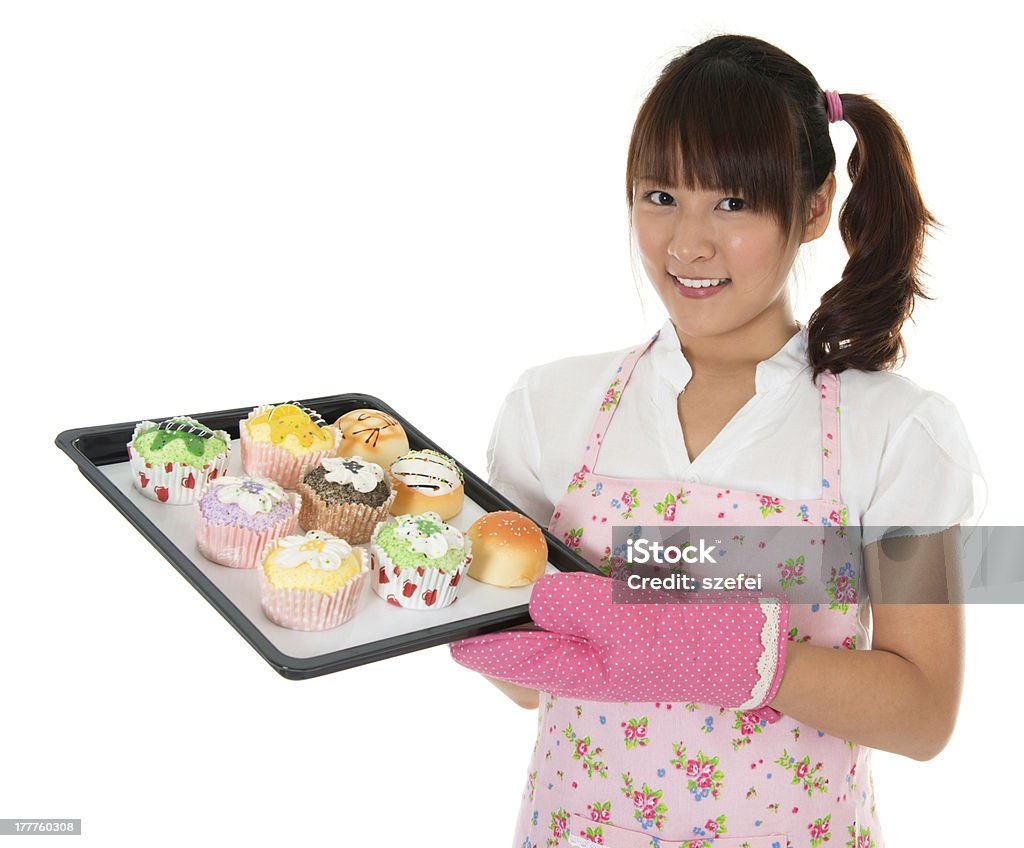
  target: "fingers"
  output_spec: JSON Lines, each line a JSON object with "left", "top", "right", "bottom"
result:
{"left": 528, "top": 571, "right": 613, "bottom": 638}
{"left": 449, "top": 629, "right": 608, "bottom": 698}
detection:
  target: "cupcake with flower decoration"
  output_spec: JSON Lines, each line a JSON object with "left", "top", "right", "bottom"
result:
{"left": 296, "top": 455, "right": 396, "bottom": 544}
{"left": 259, "top": 530, "right": 369, "bottom": 631}
{"left": 370, "top": 512, "right": 472, "bottom": 610}
{"left": 128, "top": 416, "right": 231, "bottom": 505}
{"left": 195, "top": 475, "right": 301, "bottom": 569}
{"left": 240, "top": 402, "right": 340, "bottom": 489}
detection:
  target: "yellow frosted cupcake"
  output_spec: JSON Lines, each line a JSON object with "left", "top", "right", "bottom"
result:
{"left": 258, "top": 530, "right": 369, "bottom": 630}
{"left": 240, "top": 402, "right": 340, "bottom": 488}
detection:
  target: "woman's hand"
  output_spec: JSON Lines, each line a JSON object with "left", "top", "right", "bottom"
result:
{"left": 765, "top": 527, "right": 966, "bottom": 761}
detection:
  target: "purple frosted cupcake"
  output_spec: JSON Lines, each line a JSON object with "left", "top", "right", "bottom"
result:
{"left": 195, "top": 476, "right": 301, "bottom": 569}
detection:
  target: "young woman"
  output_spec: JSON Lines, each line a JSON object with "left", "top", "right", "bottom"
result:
{"left": 452, "top": 34, "right": 984, "bottom": 848}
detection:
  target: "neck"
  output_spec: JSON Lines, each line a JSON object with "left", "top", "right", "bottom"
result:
{"left": 671, "top": 307, "right": 801, "bottom": 381}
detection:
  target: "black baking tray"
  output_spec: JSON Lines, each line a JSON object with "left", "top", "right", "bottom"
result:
{"left": 55, "top": 393, "right": 594, "bottom": 680}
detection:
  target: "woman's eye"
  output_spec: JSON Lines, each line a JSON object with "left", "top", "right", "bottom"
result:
{"left": 717, "top": 197, "right": 747, "bottom": 212}
{"left": 645, "top": 190, "right": 675, "bottom": 206}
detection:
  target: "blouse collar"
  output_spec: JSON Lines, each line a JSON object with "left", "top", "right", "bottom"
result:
{"left": 650, "top": 318, "right": 810, "bottom": 394}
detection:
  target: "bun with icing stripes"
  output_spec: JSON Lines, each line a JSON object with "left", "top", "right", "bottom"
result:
{"left": 388, "top": 449, "right": 465, "bottom": 521}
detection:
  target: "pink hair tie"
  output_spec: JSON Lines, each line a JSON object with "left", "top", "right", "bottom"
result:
{"left": 824, "top": 90, "right": 843, "bottom": 123}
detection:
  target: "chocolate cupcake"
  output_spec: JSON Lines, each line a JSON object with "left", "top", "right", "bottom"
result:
{"left": 296, "top": 455, "right": 397, "bottom": 544}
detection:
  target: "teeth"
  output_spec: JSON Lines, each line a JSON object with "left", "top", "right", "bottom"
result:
{"left": 674, "top": 276, "right": 730, "bottom": 289}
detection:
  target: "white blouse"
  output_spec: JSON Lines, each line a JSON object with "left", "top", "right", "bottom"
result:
{"left": 487, "top": 319, "right": 987, "bottom": 548}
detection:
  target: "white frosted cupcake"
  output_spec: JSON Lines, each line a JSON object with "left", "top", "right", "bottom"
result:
{"left": 296, "top": 455, "right": 396, "bottom": 544}
{"left": 259, "top": 530, "right": 369, "bottom": 631}
{"left": 370, "top": 512, "right": 472, "bottom": 610}
{"left": 195, "top": 475, "right": 301, "bottom": 569}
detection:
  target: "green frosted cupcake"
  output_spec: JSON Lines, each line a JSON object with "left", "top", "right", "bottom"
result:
{"left": 370, "top": 512, "right": 473, "bottom": 610}
{"left": 128, "top": 416, "right": 232, "bottom": 504}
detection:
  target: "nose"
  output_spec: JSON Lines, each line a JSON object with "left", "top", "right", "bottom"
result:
{"left": 667, "top": 212, "right": 715, "bottom": 264}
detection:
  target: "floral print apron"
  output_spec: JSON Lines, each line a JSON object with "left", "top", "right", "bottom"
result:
{"left": 513, "top": 331, "right": 880, "bottom": 848}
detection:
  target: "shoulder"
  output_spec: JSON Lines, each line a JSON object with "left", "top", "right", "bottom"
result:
{"left": 837, "top": 367, "right": 966, "bottom": 441}
{"left": 840, "top": 369, "right": 985, "bottom": 533}
{"left": 837, "top": 367, "right": 981, "bottom": 514}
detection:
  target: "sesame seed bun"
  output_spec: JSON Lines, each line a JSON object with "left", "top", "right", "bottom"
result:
{"left": 466, "top": 511, "right": 548, "bottom": 587}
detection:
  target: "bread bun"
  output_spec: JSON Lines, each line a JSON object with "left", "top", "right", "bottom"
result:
{"left": 388, "top": 449, "right": 464, "bottom": 521}
{"left": 333, "top": 409, "right": 410, "bottom": 470}
{"left": 466, "top": 511, "right": 548, "bottom": 587}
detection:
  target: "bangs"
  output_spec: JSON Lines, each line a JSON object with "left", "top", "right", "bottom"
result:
{"left": 627, "top": 56, "right": 803, "bottom": 234}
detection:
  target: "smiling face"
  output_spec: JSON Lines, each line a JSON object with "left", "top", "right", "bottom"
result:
{"left": 624, "top": 40, "right": 840, "bottom": 346}
{"left": 632, "top": 181, "right": 803, "bottom": 339}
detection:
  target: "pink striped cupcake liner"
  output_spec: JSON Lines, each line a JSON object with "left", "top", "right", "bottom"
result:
{"left": 127, "top": 420, "right": 231, "bottom": 505}
{"left": 258, "top": 546, "right": 369, "bottom": 631}
{"left": 239, "top": 405, "right": 341, "bottom": 489}
{"left": 194, "top": 488, "right": 302, "bottom": 569}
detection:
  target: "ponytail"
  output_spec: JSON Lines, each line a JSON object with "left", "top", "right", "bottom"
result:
{"left": 806, "top": 93, "right": 938, "bottom": 382}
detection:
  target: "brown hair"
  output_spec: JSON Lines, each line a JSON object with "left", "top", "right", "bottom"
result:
{"left": 625, "top": 34, "right": 937, "bottom": 381}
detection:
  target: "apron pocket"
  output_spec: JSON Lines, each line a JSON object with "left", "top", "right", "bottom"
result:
{"left": 567, "top": 813, "right": 788, "bottom": 848}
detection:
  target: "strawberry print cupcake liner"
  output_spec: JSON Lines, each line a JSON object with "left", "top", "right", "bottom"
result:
{"left": 128, "top": 420, "right": 231, "bottom": 505}
{"left": 258, "top": 546, "right": 369, "bottom": 631}
{"left": 194, "top": 487, "right": 302, "bottom": 570}
{"left": 295, "top": 462, "right": 397, "bottom": 545}
{"left": 369, "top": 523, "right": 472, "bottom": 610}
{"left": 239, "top": 405, "right": 341, "bottom": 489}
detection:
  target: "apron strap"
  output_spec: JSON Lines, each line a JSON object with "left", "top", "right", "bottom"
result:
{"left": 583, "top": 330, "right": 661, "bottom": 467}
{"left": 818, "top": 369, "right": 843, "bottom": 502}
{"left": 583, "top": 331, "right": 844, "bottom": 503}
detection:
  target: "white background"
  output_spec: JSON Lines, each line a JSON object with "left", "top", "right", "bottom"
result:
{"left": 3, "top": 1, "right": 1020, "bottom": 845}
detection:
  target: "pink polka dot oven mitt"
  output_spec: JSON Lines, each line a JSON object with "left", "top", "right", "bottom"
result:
{"left": 449, "top": 571, "right": 789, "bottom": 720}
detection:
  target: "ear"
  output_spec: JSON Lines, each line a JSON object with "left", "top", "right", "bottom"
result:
{"left": 801, "top": 172, "right": 836, "bottom": 244}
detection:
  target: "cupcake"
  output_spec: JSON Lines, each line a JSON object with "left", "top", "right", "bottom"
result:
{"left": 388, "top": 449, "right": 465, "bottom": 521}
{"left": 128, "top": 416, "right": 231, "bottom": 504}
{"left": 259, "top": 530, "right": 369, "bottom": 631}
{"left": 195, "top": 475, "right": 300, "bottom": 569}
{"left": 296, "top": 455, "right": 397, "bottom": 544}
{"left": 333, "top": 408, "right": 410, "bottom": 470}
{"left": 370, "top": 512, "right": 472, "bottom": 610}
{"left": 240, "top": 402, "right": 340, "bottom": 489}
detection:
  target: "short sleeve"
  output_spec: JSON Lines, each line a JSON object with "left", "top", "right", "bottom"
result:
{"left": 486, "top": 371, "right": 556, "bottom": 529}
{"left": 860, "top": 391, "right": 988, "bottom": 547}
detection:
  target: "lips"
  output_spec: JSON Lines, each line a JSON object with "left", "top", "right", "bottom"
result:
{"left": 668, "top": 273, "right": 732, "bottom": 299}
